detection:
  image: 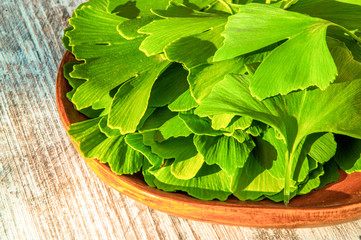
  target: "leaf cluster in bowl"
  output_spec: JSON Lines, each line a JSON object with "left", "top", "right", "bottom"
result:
{"left": 63, "top": 0, "right": 361, "bottom": 204}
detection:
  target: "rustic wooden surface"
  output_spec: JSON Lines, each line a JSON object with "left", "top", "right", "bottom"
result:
{"left": 1, "top": 0, "right": 361, "bottom": 239}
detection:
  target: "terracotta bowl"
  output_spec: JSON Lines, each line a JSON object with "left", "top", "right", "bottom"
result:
{"left": 56, "top": 51, "right": 361, "bottom": 228}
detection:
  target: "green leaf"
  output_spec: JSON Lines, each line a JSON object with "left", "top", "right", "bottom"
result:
{"left": 151, "top": 161, "right": 233, "bottom": 201}
{"left": 194, "top": 134, "right": 255, "bottom": 175}
{"left": 142, "top": 130, "right": 205, "bottom": 180}
{"left": 214, "top": 4, "right": 331, "bottom": 61}
{"left": 254, "top": 127, "right": 312, "bottom": 184}
{"left": 297, "top": 163, "right": 324, "bottom": 195}
{"left": 328, "top": 38, "right": 361, "bottom": 83}
{"left": 334, "top": 135, "right": 361, "bottom": 173}
{"left": 64, "top": 61, "right": 104, "bottom": 118}
{"left": 66, "top": 5, "right": 168, "bottom": 111}
{"left": 142, "top": 131, "right": 196, "bottom": 160}
{"left": 138, "top": 3, "right": 227, "bottom": 56}
{"left": 188, "top": 58, "right": 247, "bottom": 103}
{"left": 197, "top": 74, "right": 361, "bottom": 202}
{"left": 148, "top": 63, "right": 189, "bottom": 107}
{"left": 107, "top": 0, "right": 170, "bottom": 17}
{"left": 231, "top": 153, "right": 285, "bottom": 201}
{"left": 171, "top": 153, "right": 204, "bottom": 180}
{"left": 62, "top": 26, "right": 73, "bottom": 52}
{"left": 117, "top": 16, "right": 157, "bottom": 40}
{"left": 108, "top": 62, "right": 169, "bottom": 134}
{"left": 214, "top": 4, "right": 341, "bottom": 99}
{"left": 164, "top": 22, "right": 225, "bottom": 68}
{"left": 250, "top": 26, "right": 337, "bottom": 99}
{"left": 308, "top": 133, "right": 337, "bottom": 164}
{"left": 98, "top": 115, "right": 121, "bottom": 137}
{"left": 81, "top": 0, "right": 108, "bottom": 12}
{"left": 222, "top": 116, "right": 253, "bottom": 134}
{"left": 136, "top": 107, "right": 157, "bottom": 130}
{"left": 244, "top": 121, "right": 267, "bottom": 137}
{"left": 211, "top": 114, "right": 237, "bottom": 130}
{"left": 188, "top": 51, "right": 268, "bottom": 103}
{"left": 179, "top": 111, "right": 223, "bottom": 136}
{"left": 173, "top": 0, "right": 221, "bottom": 10}
{"left": 157, "top": 115, "right": 193, "bottom": 140}
{"left": 68, "top": 118, "right": 144, "bottom": 174}
{"left": 211, "top": 114, "right": 235, "bottom": 130}
{"left": 316, "top": 160, "right": 339, "bottom": 190}
{"left": 289, "top": 0, "right": 361, "bottom": 32}
{"left": 64, "top": 62, "right": 85, "bottom": 100}
{"left": 168, "top": 90, "right": 199, "bottom": 112}
{"left": 139, "top": 107, "right": 177, "bottom": 133}
{"left": 125, "top": 133, "right": 163, "bottom": 167}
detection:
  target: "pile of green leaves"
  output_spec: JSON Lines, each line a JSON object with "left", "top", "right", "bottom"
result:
{"left": 63, "top": 0, "right": 361, "bottom": 204}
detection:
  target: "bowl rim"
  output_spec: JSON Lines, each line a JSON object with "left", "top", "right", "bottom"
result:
{"left": 56, "top": 51, "right": 361, "bottom": 228}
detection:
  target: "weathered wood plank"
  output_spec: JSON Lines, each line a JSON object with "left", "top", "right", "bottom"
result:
{"left": 1, "top": 0, "right": 361, "bottom": 239}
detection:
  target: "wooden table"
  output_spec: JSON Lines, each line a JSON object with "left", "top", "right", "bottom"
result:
{"left": 1, "top": 0, "right": 361, "bottom": 239}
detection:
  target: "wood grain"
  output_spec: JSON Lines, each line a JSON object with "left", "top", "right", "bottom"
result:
{"left": 1, "top": 0, "right": 361, "bottom": 239}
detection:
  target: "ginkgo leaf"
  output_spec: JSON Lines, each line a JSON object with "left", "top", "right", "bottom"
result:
{"left": 157, "top": 115, "right": 193, "bottom": 140}
{"left": 254, "top": 127, "right": 313, "bottom": 184}
{"left": 150, "top": 161, "right": 233, "bottom": 201}
{"left": 107, "top": 0, "right": 170, "bottom": 17}
{"left": 308, "top": 133, "right": 337, "bottom": 164}
{"left": 231, "top": 153, "right": 285, "bottom": 201}
{"left": 221, "top": 116, "right": 253, "bottom": 134}
{"left": 63, "top": 62, "right": 104, "bottom": 118}
{"left": 213, "top": 4, "right": 360, "bottom": 99}
{"left": 117, "top": 16, "right": 157, "bottom": 40}
{"left": 66, "top": 5, "right": 169, "bottom": 113}
{"left": 211, "top": 114, "right": 235, "bottom": 130}
{"left": 108, "top": 62, "right": 169, "bottom": 134}
{"left": 62, "top": 26, "right": 73, "bottom": 52}
{"left": 171, "top": 153, "right": 204, "bottom": 180}
{"left": 194, "top": 134, "right": 255, "bottom": 175}
{"left": 63, "top": 0, "right": 361, "bottom": 204}
{"left": 188, "top": 51, "right": 268, "bottom": 103}
{"left": 315, "top": 160, "right": 339, "bottom": 190}
{"left": 289, "top": 0, "right": 361, "bottom": 32}
{"left": 68, "top": 118, "right": 144, "bottom": 174}
{"left": 139, "top": 107, "right": 177, "bottom": 133}
{"left": 214, "top": 4, "right": 343, "bottom": 99}
{"left": 334, "top": 135, "right": 361, "bottom": 173}
{"left": 328, "top": 38, "right": 361, "bottom": 83}
{"left": 250, "top": 26, "right": 337, "bottom": 99}
{"left": 173, "top": 0, "right": 221, "bottom": 10}
{"left": 164, "top": 22, "right": 225, "bottom": 68}
{"left": 98, "top": 115, "right": 121, "bottom": 137}
{"left": 179, "top": 111, "right": 223, "bottom": 136}
{"left": 168, "top": 90, "right": 199, "bottom": 112}
{"left": 214, "top": 4, "right": 331, "bottom": 61}
{"left": 125, "top": 133, "right": 163, "bottom": 167}
{"left": 197, "top": 74, "right": 361, "bottom": 202}
{"left": 148, "top": 63, "right": 189, "bottom": 107}
{"left": 142, "top": 131, "right": 195, "bottom": 160}
{"left": 142, "top": 130, "right": 205, "bottom": 179}
{"left": 138, "top": 3, "right": 228, "bottom": 56}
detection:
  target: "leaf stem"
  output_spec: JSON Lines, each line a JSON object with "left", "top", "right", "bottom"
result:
{"left": 281, "top": 0, "right": 299, "bottom": 9}
{"left": 218, "top": 0, "right": 235, "bottom": 14}
{"left": 334, "top": 24, "right": 361, "bottom": 45}
{"left": 284, "top": 149, "right": 296, "bottom": 205}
